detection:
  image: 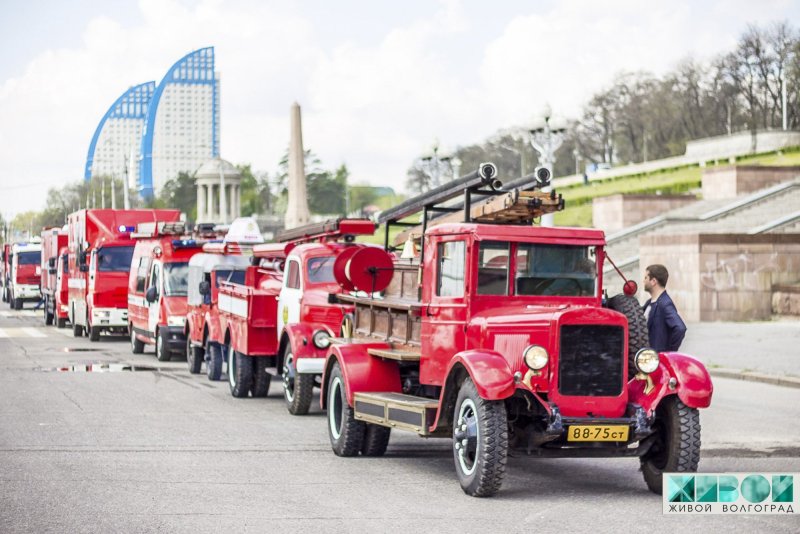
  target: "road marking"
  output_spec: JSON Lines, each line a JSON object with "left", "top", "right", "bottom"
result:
{"left": 0, "top": 327, "right": 50, "bottom": 338}
{"left": 22, "top": 327, "right": 47, "bottom": 338}
{"left": 53, "top": 328, "right": 74, "bottom": 338}
{"left": 0, "top": 310, "right": 39, "bottom": 317}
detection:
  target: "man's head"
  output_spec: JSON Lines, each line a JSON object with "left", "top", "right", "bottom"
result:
{"left": 644, "top": 264, "right": 669, "bottom": 295}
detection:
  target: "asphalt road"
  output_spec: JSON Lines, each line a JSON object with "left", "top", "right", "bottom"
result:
{"left": 1, "top": 308, "right": 798, "bottom": 533}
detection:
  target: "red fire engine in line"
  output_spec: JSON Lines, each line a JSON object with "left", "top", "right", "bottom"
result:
{"left": 128, "top": 221, "right": 205, "bottom": 361}
{"left": 67, "top": 209, "right": 181, "bottom": 341}
{"left": 319, "top": 163, "right": 713, "bottom": 497}
{"left": 6, "top": 241, "right": 42, "bottom": 310}
{"left": 184, "top": 218, "right": 260, "bottom": 381}
{"left": 41, "top": 226, "right": 69, "bottom": 327}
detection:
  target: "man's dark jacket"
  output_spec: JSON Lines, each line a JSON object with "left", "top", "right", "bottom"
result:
{"left": 642, "top": 291, "right": 687, "bottom": 352}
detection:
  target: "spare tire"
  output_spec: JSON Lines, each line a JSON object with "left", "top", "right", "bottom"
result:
{"left": 607, "top": 294, "right": 649, "bottom": 379}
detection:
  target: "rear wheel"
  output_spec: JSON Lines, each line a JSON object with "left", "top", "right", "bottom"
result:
{"left": 14, "top": 297, "right": 22, "bottom": 310}
{"left": 283, "top": 349, "right": 314, "bottom": 415}
{"left": 607, "top": 294, "right": 650, "bottom": 379}
{"left": 56, "top": 316, "right": 67, "bottom": 329}
{"left": 72, "top": 309, "right": 83, "bottom": 338}
{"left": 206, "top": 341, "right": 223, "bottom": 381}
{"left": 641, "top": 396, "right": 701, "bottom": 494}
{"left": 44, "top": 297, "right": 53, "bottom": 326}
{"left": 186, "top": 336, "right": 203, "bottom": 374}
{"left": 228, "top": 349, "right": 253, "bottom": 398}
{"left": 155, "top": 329, "right": 171, "bottom": 362}
{"left": 361, "top": 424, "right": 391, "bottom": 456}
{"left": 327, "top": 362, "right": 364, "bottom": 456}
{"left": 452, "top": 378, "right": 508, "bottom": 497}
{"left": 251, "top": 357, "right": 271, "bottom": 397}
{"left": 89, "top": 324, "right": 101, "bottom": 342}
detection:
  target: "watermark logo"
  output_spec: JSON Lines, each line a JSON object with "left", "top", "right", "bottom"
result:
{"left": 663, "top": 473, "right": 796, "bottom": 514}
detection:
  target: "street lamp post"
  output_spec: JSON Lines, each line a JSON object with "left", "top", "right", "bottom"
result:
{"left": 417, "top": 139, "right": 455, "bottom": 190}
{"left": 528, "top": 105, "right": 566, "bottom": 227}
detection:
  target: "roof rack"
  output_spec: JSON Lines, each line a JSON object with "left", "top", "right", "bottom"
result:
{"left": 275, "top": 218, "right": 376, "bottom": 245}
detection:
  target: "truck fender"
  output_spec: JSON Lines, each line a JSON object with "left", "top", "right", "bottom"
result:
{"left": 281, "top": 323, "right": 330, "bottom": 363}
{"left": 320, "top": 343, "right": 401, "bottom": 409}
{"left": 628, "top": 352, "right": 713, "bottom": 413}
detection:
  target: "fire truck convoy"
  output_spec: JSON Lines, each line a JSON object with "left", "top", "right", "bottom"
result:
{"left": 5, "top": 241, "right": 42, "bottom": 310}
{"left": 41, "top": 226, "right": 69, "bottom": 327}
{"left": 128, "top": 221, "right": 205, "bottom": 361}
{"left": 67, "top": 209, "right": 180, "bottom": 341}
{"left": 318, "top": 163, "right": 713, "bottom": 497}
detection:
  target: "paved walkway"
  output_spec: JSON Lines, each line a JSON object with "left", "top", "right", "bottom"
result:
{"left": 681, "top": 320, "right": 800, "bottom": 387}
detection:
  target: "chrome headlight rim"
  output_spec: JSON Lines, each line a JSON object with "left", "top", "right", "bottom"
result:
{"left": 312, "top": 329, "right": 331, "bottom": 349}
{"left": 635, "top": 348, "right": 659, "bottom": 374}
{"left": 523, "top": 344, "right": 549, "bottom": 370}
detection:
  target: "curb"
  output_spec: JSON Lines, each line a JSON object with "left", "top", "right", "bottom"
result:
{"left": 709, "top": 368, "right": 800, "bottom": 389}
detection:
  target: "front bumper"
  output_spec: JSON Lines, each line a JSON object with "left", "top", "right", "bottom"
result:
{"left": 163, "top": 326, "right": 187, "bottom": 353}
{"left": 91, "top": 307, "right": 128, "bottom": 328}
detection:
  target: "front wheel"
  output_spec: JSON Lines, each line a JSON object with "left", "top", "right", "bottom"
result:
{"left": 89, "top": 325, "right": 101, "bottom": 342}
{"left": 130, "top": 326, "right": 144, "bottom": 353}
{"left": 206, "top": 341, "right": 223, "bottom": 381}
{"left": 283, "top": 349, "right": 314, "bottom": 415}
{"left": 186, "top": 336, "right": 203, "bottom": 374}
{"left": 156, "top": 329, "right": 171, "bottom": 362}
{"left": 327, "top": 362, "right": 364, "bottom": 456}
{"left": 640, "top": 396, "right": 701, "bottom": 494}
{"left": 56, "top": 316, "right": 67, "bottom": 329}
{"left": 452, "top": 378, "right": 508, "bottom": 497}
{"left": 361, "top": 424, "right": 391, "bottom": 456}
{"left": 14, "top": 297, "right": 22, "bottom": 310}
{"left": 73, "top": 311, "right": 83, "bottom": 338}
{"left": 228, "top": 349, "right": 253, "bottom": 397}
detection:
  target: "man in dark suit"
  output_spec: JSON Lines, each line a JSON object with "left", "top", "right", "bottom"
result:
{"left": 642, "top": 264, "right": 687, "bottom": 352}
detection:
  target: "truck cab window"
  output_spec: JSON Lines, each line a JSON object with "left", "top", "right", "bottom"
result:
{"left": 136, "top": 257, "right": 151, "bottom": 292}
{"left": 515, "top": 244, "right": 596, "bottom": 297}
{"left": 97, "top": 246, "right": 135, "bottom": 272}
{"left": 477, "top": 241, "right": 509, "bottom": 295}
{"left": 436, "top": 241, "right": 465, "bottom": 297}
{"left": 286, "top": 260, "right": 300, "bottom": 289}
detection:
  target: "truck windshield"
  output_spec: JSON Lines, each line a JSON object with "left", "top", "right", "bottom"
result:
{"left": 514, "top": 243, "right": 596, "bottom": 297}
{"left": 163, "top": 262, "right": 189, "bottom": 296}
{"left": 307, "top": 256, "right": 336, "bottom": 284}
{"left": 96, "top": 246, "right": 135, "bottom": 272}
{"left": 215, "top": 269, "right": 246, "bottom": 287}
{"left": 17, "top": 251, "right": 41, "bottom": 265}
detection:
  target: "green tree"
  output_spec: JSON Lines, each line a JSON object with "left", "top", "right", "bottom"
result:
{"left": 153, "top": 172, "right": 197, "bottom": 220}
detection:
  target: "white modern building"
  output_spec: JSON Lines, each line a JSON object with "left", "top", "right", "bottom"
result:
{"left": 84, "top": 47, "right": 220, "bottom": 200}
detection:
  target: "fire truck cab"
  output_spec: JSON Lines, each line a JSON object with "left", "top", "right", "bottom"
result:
{"left": 128, "top": 221, "right": 203, "bottom": 361}
{"left": 41, "top": 226, "right": 69, "bottom": 326}
{"left": 8, "top": 241, "right": 42, "bottom": 310}
{"left": 321, "top": 164, "right": 713, "bottom": 497}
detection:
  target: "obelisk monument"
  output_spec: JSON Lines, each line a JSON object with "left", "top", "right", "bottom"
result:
{"left": 285, "top": 102, "right": 311, "bottom": 229}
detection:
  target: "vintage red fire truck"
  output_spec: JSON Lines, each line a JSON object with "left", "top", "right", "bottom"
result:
{"left": 67, "top": 209, "right": 180, "bottom": 341}
{"left": 41, "top": 226, "right": 69, "bottom": 327}
{"left": 128, "top": 221, "right": 204, "bottom": 361}
{"left": 184, "top": 218, "right": 260, "bottom": 381}
{"left": 6, "top": 241, "right": 42, "bottom": 310}
{"left": 212, "top": 218, "right": 376, "bottom": 407}
{"left": 320, "top": 164, "right": 713, "bottom": 497}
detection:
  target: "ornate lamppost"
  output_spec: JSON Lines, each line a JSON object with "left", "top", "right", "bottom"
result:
{"left": 417, "top": 139, "right": 456, "bottom": 190}
{"left": 528, "top": 105, "right": 566, "bottom": 227}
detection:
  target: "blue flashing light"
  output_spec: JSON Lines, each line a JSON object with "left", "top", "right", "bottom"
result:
{"left": 172, "top": 239, "right": 198, "bottom": 249}
{"left": 118, "top": 225, "right": 135, "bottom": 233}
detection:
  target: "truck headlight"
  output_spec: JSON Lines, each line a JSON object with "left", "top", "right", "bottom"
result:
{"left": 523, "top": 345, "right": 548, "bottom": 370}
{"left": 167, "top": 316, "right": 186, "bottom": 328}
{"left": 635, "top": 348, "right": 659, "bottom": 374}
{"left": 312, "top": 330, "right": 331, "bottom": 349}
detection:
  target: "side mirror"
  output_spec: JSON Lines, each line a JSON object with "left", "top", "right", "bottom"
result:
{"left": 79, "top": 264, "right": 89, "bottom": 273}
{"left": 48, "top": 268, "right": 57, "bottom": 275}
{"left": 48, "top": 257, "right": 56, "bottom": 268}
{"left": 198, "top": 281, "right": 210, "bottom": 296}
{"left": 145, "top": 286, "right": 158, "bottom": 303}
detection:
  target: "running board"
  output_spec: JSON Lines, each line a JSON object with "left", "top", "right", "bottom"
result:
{"left": 353, "top": 392, "right": 438, "bottom": 435}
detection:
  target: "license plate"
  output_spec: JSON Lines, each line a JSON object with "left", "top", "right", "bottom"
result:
{"left": 567, "top": 425, "right": 629, "bottom": 442}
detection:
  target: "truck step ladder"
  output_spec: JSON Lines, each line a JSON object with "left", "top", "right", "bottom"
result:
{"left": 354, "top": 392, "right": 438, "bottom": 435}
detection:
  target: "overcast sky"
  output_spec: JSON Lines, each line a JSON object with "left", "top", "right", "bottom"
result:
{"left": 1, "top": 0, "right": 798, "bottom": 218}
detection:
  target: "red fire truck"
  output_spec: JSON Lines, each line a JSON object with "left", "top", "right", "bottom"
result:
{"left": 184, "top": 218, "right": 260, "bottom": 380}
{"left": 320, "top": 164, "right": 713, "bottom": 497}
{"left": 41, "top": 226, "right": 69, "bottom": 327}
{"left": 7, "top": 241, "right": 42, "bottom": 310}
{"left": 128, "top": 221, "right": 204, "bottom": 361}
{"left": 67, "top": 209, "right": 180, "bottom": 341}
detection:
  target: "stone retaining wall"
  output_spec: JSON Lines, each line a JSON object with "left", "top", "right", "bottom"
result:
{"left": 592, "top": 194, "right": 697, "bottom": 233}
{"left": 702, "top": 165, "right": 800, "bottom": 200}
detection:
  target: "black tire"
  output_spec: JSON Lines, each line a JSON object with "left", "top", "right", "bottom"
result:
{"left": 340, "top": 313, "right": 355, "bottom": 338}
{"left": 327, "top": 362, "right": 365, "bottom": 456}
{"left": 206, "top": 341, "right": 223, "bottom": 381}
{"left": 607, "top": 294, "right": 650, "bottom": 379}
{"left": 452, "top": 378, "right": 508, "bottom": 497}
{"left": 56, "top": 316, "right": 67, "bottom": 329}
{"left": 156, "top": 329, "right": 171, "bottom": 362}
{"left": 130, "top": 326, "right": 144, "bottom": 354}
{"left": 641, "top": 396, "right": 701, "bottom": 494}
{"left": 187, "top": 336, "right": 203, "bottom": 374}
{"left": 251, "top": 357, "right": 271, "bottom": 397}
{"left": 1, "top": 287, "right": 6, "bottom": 302}
{"left": 14, "top": 298, "right": 22, "bottom": 310}
{"left": 361, "top": 424, "right": 391, "bottom": 456}
{"left": 89, "top": 325, "right": 101, "bottom": 342}
{"left": 44, "top": 297, "right": 53, "bottom": 326}
{"left": 282, "top": 348, "right": 314, "bottom": 415}
{"left": 72, "top": 313, "right": 83, "bottom": 338}
{"left": 228, "top": 349, "right": 253, "bottom": 398}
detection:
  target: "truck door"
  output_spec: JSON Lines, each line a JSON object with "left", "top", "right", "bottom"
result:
{"left": 420, "top": 238, "right": 468, "bottom": 386}
{"left": 277, "top": 257, "right": 302, "bottom": 336}
{"left": 147, "top": 262, "right": 162, "bottom": 336}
